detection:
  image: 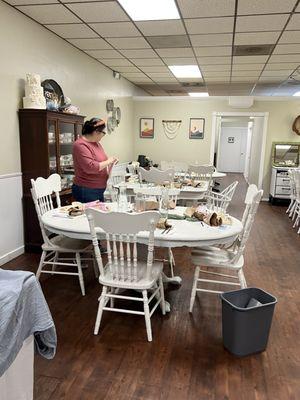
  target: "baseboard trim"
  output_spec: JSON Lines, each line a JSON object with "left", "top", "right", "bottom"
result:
{"left": 0, "top": 246, "right": 25, "bottom": 266}
{"left": 262, "top": 197, "right": 269, "bottom": 202}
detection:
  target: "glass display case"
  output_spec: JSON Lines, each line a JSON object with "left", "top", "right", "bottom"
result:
{"left": 272, "top": 142, "right": 300, "bottom": 167}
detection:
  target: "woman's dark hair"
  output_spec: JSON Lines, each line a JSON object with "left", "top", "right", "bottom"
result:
{"left": 82, "top": 118, "right": 105, "bottom": 135}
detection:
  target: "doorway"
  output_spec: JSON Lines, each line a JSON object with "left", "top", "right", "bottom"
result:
{"left": 211, "top": 112, "right": 268, "bottom": 190}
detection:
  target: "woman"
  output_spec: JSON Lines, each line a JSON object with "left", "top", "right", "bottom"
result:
{"left": 72, "top": 117, "right": 117, "bottom": 203}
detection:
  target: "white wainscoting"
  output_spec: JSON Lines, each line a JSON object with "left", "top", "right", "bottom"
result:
{"left": 0, "top": 173, "right": 24, "bottom": 266}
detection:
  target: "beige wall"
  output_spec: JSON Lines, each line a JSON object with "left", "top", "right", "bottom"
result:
{"left": 133, "top": 98, "right": 300, "bottom": 196}
{"left": 0, "top": 1, "right": 145, "bottom": 175}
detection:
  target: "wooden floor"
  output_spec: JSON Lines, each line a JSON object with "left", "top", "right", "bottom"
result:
{"left": 3, "top": 174, "right": 300, "bottom": 400}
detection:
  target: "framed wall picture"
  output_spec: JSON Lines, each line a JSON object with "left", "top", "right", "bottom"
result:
{"left": 140, "top": 118, "right": 154, "bottom": 138}
{"left": 189, "top": 118, "right": 205, "bottom": 139}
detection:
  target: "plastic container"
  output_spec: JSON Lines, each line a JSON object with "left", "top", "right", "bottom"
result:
{"left": 221, "top": 287, "right": 277, "bottom": 357}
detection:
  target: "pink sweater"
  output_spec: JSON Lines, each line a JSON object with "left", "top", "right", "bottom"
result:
{"left": 73, "top": 137, "right": 108, "bottom": 189}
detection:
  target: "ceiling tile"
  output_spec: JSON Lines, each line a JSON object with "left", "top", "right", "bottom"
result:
{"left": 185, "top": 17, "right": 234, "bottom": 34}
{"left": 126, "top": 77, "right": 153, "bottom": 83}
{"left": 139, "top": 66, "right": 169, "bottom": 72}
{"left": 201, "top": 64, "right": 231, "bottom": 71}
{"left": 264, "top": 62, "right": 299, "bottom": 70}
{"left": 151, "top": 77, "right": 178, "bottom": 82}
{"left": 258, "top": 77, "right": 285, "bottom": 82}
{"left": 194, "top": 46, "right": 232, "bottom": 56}
{"left": 131, "top": 58, "right": 164, "bottom": 66}
{"left": 230, "top": 77, "right": 257, "bottom": 82}
{"left": 177, "top": 0, "right": 235, "bottom": 18}
{"left": 147, "top": 35, "right": 190, "bottom": 48}
{"left": 177, "top": 77, "right": 203, "bottom": 82}
{"left": 237, "top": 0, "right": 296, "bottom": 15}
{"left": 67, "top": 38, "right": 112, "bottom": 50}
{"left": 203, "top": 71, "right": 230, "bottom": 77}
{"left": 86, "top": 49, "right": 122, "bottom": 58}
{"left": 279, "top": 31, "right": 300, "bottom": 44}
{"left": 61, "top": 0, "right": 108, "bottom": 2}
{"left": 190, "top": 34, "right": 232, "bottom": 47}
{"left": 235, "top": 32, "right": 280, "bottom": 45}
{"left": 269, "top": 54, "right": 300, "bottom": 62}
{"left": 205, "top": 77, "right": 230, "bottom": 82}
{"left": 111, "top": 66, "right": 140, "bottom": 72}
{"left": 147, "top": 73, "right": 174, "bottom": 78}
{"left": 231, "top": 71, "right": 261, "bottom": 77}
{"left": 120, "top": 49, "right": 158, "bottom": 58}
{"left": 106, "top": 37, "right": 150, "bottom": 49}
{"left": 232, "top": 63, "right": 265, "bottom": 70}
{"left": 197, "top": 56, "right": 231, "bottom": 65}
{"left": 122, "top": 72, "right": 148, "bottom": 78}
{"left": 66, "top": 2, "right": 129, "bottom": 23}
{"left": 7, "top": 0, "right": 58, "bottom": 4}
{"left": 45, "top": 23, "right": 97, "bottom": 38}
{"left": 162, "top": 57, "right": 197, "bottom": 65}
{"left": 286, "top": 13, "right": 300, "bottom": 30}
{"left": 233, "top": 55, "right": 269, "bottom": 64}
{"left": 273, "top": 44, "right": 300, "bottom": 54}
{"left": 16, "top": 4, "right": 80, "bottom": 24}
{"left": 261, "top": 70, "right": 291, "bottom": 76}
{"left": 236, "top": 14, "right": 289, "bottom": 32}
{"left": 89, "top": 22, "right": 140, "bottom": 38}
{"left": 136, "top": 20, "right": 185, "bottom": 36}
{"left": 155, "top": 47, "right": 194, "bottom": 57}
{"left": 100, "top": 59, "right": 134, "bottom": 66}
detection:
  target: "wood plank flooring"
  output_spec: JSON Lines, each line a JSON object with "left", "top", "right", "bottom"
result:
{"left": 2, "top": 174, "right": 300, "bottom": 400}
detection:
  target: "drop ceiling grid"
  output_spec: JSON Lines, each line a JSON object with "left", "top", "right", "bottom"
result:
{"left": 5, "top": 0, "right": 300, "bottom": 95}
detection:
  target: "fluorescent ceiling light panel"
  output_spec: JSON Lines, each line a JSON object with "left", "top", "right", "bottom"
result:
{"left": 293, "top": 91, "right": 300, "bottom": 96}
{"left": 188, "top": 92, "right": 209, "bottom": 97}
{"left": 118, "top": 0, "right": 180, "bottom": 21}
{"left": 168, "top": 65, "right": 202, "bottom": 78}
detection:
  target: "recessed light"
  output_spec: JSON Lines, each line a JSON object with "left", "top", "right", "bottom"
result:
{"left": 118, "top": 0, "right": 180, "bottom": 21}
{"left": 168, "top": 65, "right": 202, "bottom": 78}
{"left": 293, "top": 91, "right": 300, "bottom": 96}
{"left": 188, "top": 92, "right": 209, "bottom": 97}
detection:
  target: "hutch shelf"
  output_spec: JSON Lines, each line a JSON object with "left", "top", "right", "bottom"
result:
{"left": 19, "top": 109, "right": 85, "bottom": 252}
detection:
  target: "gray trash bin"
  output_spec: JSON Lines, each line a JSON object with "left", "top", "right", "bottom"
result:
{"left": 221, "top": 287, "right": 277, "bottom": 357}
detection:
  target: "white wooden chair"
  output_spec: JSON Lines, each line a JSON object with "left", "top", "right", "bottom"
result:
{"left": 287, "top": 169, "right": 297, "bottom": 219}
{"left": 31, "top": 174, "right": 94, "bottom": 296}
{"left": 189, "top": 185, "right": 263, "bottom": 312}
{"left": 206, "top": 181, "right": 238, "bottom": 213}
{"left": 188, "top": 164, "right": 214, "bottom": 198}
{"left": 86, "top": 209, "right": 165, "bottom": 342}
{"left": 292, "top": 169, "right": 300, "bottom": 233}
{"left": 138, "top": 167, "right": 175, "bottom": 185}
{"left": 133, "top": 186, "right": 180, "bottom": 279}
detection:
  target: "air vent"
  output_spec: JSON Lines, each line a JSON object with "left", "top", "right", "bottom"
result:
{"left": 181, "top": 82, "right": 204, "bottom": 87}
{"left": 166, "top": 89, "right": 185, "bottom": 94}
{"left": 233, "top": 44, "right": 274, "bottom": 56}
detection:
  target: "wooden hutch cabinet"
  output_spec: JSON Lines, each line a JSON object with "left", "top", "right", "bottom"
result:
{"left": 19, "top": 109, "right": 85, "bottom": 252}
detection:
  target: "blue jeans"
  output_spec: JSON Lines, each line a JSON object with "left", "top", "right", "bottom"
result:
{"left": 72, "top": 184, "right": 105, "bottom": 203}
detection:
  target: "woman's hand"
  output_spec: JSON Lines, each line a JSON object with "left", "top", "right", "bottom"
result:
{"left": 107, "top": 156, "right": 117, "bottom": 165}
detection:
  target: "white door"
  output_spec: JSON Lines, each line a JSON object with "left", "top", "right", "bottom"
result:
{"left": 217, "top": 127, "right": 248, "bottom": 173}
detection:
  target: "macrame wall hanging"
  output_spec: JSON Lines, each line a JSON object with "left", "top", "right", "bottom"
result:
{"left": 162, "top": 120, "right": 182, "bottom": 140}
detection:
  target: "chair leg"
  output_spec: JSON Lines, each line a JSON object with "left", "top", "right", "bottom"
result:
{"left": 168, "top": 248, "right": 175, "bottom": 277}
{"left": 92, "top": 254, "right": 99, "bottom": 279}
{"left": 189, "top": 266, "right": 200, "bottom": 313}
{"left": 159, "top": 275, "right": 166, "bottom": 315}
{"left": 36, "top": 250, "right": 47, "bottom": 280}
{"left": 75, "top": 252, "right": 85, "bottom": 296}
{"left": 110, "top": 287, "right": 115, "bottom": 308}
{"left": 51, "top": 251, "right": 58, "bottom": 275}
{"left": 238, "top": 268, "right": 247, "bottom": 288}
{"left": 94, "top": 286, "right": 107, "bottom": 335}
{"left": 142, "top": 290, "right": 152, "bottom": 342}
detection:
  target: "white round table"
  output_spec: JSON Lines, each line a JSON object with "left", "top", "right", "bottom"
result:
{"left": 42, "top": 206, "right": 242, "bottom": 309}
{"left": 42, "top": 206, "right": 242, "bottom": 249}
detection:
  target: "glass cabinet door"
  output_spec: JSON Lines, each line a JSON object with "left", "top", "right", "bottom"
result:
{"left": 48, "top": 120, "right": 57, "bottom": 173}
{"left": 59, "top": 122, "right": 75, "bottom": 190}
